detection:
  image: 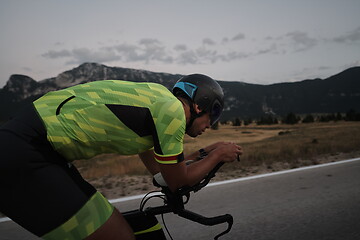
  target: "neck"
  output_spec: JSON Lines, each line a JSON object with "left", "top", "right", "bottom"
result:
{"left": 177, "top": 97, "right": 191, "bottom": 125}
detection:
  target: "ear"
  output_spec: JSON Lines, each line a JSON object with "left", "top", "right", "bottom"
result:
{"left": 193, "top": 104, "right": 203, "bottom": 114}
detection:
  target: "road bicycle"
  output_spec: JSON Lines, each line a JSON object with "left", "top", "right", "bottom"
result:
{"left": 122, "top": 162, "right": 233, "bottom": 240}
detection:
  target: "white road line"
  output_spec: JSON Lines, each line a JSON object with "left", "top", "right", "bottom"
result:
{"left": 207, "top": 157, "right": 360, "bottom": 187}
{"left": 0, "top": 217, "right": 10, "bottom": 223}
{"left": 1, "top": 157, "right": 360, "bottom": 223}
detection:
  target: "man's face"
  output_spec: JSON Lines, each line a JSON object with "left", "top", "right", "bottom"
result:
{"left": 186, "top": 112, "right": 211, "bottom": 137}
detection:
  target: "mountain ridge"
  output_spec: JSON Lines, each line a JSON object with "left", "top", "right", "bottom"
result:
{"left": 1, "top": 63, "right": 359, "bottom": 122}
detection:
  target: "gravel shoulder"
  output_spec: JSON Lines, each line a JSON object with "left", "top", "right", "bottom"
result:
{"left": 91, "top": 151, "right": 360, "bottom": 200}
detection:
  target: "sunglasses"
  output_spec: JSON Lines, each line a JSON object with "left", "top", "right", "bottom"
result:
{"left": 210, "top": 99, "right": 223, "bottom": 125}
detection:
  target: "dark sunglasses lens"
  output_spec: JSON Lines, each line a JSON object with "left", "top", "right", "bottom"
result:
{"left": 210, "top": 101, "right": 222, "bottom": 125}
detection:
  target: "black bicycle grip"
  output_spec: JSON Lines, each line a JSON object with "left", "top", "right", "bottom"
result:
{"left": 178, "top": 209, "right": 232, "bottom": 226}
{"left": 178, "top": 209, "right": 233, "bottom": 239}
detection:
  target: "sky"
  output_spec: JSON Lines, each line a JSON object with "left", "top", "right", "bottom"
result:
{"left": 1, "top": 0, "right": 360, "bottom": 88}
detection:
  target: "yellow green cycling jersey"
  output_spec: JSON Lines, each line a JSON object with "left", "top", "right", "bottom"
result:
{"left": 33, "top": 80, "right": 186, "bottom": 164}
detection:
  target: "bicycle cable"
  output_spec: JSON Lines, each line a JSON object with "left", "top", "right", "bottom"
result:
{"left": 139, "top": 190, "right": 164, "bottom": 211}
{"left": 139, "top": 191, "right": 174, "bottom": 239}
{"left": 161, "top": 213, "right": 174, "bottom": 240}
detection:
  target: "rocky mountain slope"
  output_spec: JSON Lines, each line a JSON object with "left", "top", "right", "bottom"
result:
{"left": 1, "top": 63, "right": 359, "bottom": 122}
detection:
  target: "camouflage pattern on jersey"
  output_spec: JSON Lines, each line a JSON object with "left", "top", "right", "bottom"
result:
{"left": 42, "top": 192, "right": 114, "bottom": 240}
{"left": 33, "top": 80, "right": 185, "bottom": 163}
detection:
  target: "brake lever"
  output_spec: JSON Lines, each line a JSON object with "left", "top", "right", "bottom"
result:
{"left": 177, "top": 209, "right": 233, "bottom": 240}
{"left": 214, "top": 214, "right": 233, "bottom": 240}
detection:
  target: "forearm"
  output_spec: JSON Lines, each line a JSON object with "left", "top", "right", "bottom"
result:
{"left": 185, "top": 147, "right": 210, "bottom": 161}
{"left": 185, "top": 150, "right": 202, "bottom": 161}
{"left": 161, "top": 150, "right": 222, "bottom": 192}
{"left": 185, "top": 152, "right": 197, "bottom": 161}
{"left": 160, "top": 142, "right": 242, "bottom": 192}
{"left": 185, "top": 152, "right": 221, "bottom": 187}
{"left": 186, "top": 142, "right": 232, "bottom": 161}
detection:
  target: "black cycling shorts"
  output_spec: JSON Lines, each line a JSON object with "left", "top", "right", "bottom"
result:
{"left": 0, "top": 105, "right": 114, "bottom": 239}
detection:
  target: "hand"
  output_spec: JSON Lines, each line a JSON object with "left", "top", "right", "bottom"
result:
{"left": 210, "top": 142, "right": 243, "bottom": 163}
{"left": 204, "top": 141, "right": 235, "bottom": 153}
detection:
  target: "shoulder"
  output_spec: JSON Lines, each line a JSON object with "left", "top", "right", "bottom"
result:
{"left": 152, "top": 98, "right": 184, "bottom": 117}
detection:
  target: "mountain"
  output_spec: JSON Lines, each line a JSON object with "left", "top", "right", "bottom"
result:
{"left": 220, "top": 67, "right": 360, "bottom": 119}
{"left": 1, "top": 62, "right": 360, "bottom": 122}
{"left": 0, "top": 63, "right": 182, "bottom": 121}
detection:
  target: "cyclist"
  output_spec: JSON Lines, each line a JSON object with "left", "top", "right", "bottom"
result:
{"left": 0, "top": 74, "right": 242, "bottom": 240}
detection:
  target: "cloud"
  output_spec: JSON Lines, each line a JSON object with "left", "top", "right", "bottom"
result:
{"left": 218, "top": 51, "right": 249, "bottom": 62}
{"left": 42, "top": 48, "right": 121, "bottom": 64}
{"left": 318, "top": 66, "right": 331, "bottom": 71}
{"left": 333, "top": 26, "right": 360, "bottom": 43}
{"left": 174, "top": 44, "right": 187, "bottom": 51}
{"left": 202, "top": 38, "right": 216, "bottom": 46}
{"left": 114, "top": 44, "right": 143, "bottom": 62}
{"left": 220, "top": 33, "right": 245, "bottom": 44}
{"left": 256, "top": 44, "right": 279, "bottom": 55}
{"left": 41, "top": 33, "right": 268, "bottom": 67}
{"left": 232, "top": 33, "right": 246, "bottom": 41}
{"left": 221, "top": 37, "right": 229, "bottom": 44}
{"left": 138, "top": 38, "right": 161, "bottom": 46}
{"left": 285, "top": 31, "right": 318, "bottom": 52}
{"left": 71, "top": 48, "right": 121, "bottom": 64}
{"left": 196, "top": 47, "right": 218, "bottom": 63}
{"left": 42, "top": 49, "right": 72, "bottom": 59}
{"left": 176, "top": 50, "right": 198, "bottom": 64}
{"left": 138, "top": 38, "right": 172, "bottom": 63}
{"left": 108, "top": 39, "right": 173, "bottom": 64}
{"left": 42, "top": 39, "right": 174, "bottom": 65}
{"left": 54, "top": 42, "right": 65, "bottom": 46}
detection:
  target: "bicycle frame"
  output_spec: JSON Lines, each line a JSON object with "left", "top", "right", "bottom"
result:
{"left": 122, "top": 162, "right": 233, "bottom": 240}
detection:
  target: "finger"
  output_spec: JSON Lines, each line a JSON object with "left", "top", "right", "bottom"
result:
{"left": 236, "top": 145, "right": 243, "bottom": 153}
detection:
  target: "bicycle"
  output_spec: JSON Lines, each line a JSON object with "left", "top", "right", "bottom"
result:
{"left": 122, "top": 162, "right": 233, "bottom": 240}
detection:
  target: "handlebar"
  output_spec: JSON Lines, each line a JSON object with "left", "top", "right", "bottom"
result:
{"left": 147, "top": 162, "right": 233, "bottom": 240}
{"left": 178, "top": 161, "right": 225, "bottom": 195}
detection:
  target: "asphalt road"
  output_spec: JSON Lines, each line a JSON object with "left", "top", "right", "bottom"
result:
{"left": 1, "top": 158, "right": 360, "bottom": 240}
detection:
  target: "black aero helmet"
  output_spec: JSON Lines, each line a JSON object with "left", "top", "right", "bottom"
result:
{"left": 172, "top": 74, "right": 224, "bottom": 125}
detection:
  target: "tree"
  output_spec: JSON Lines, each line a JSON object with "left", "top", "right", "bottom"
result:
{"left": 283, "top": 112, "right": 300, "bottom": 124}
{"left": 232, "top": 117, "right": 242, "bottom": 126}
{"left": 345, "top": 109, "right": 360, "bottom": 121}
{"left": 302, "top": 114, "right": 315, "bottom": 123}
{"left": 244, "top": 118, "right": 252, "bottom": 126}
{"left": 257, "top": 115, "right": 278, "bottom": 125}
{"left": 336, "top": 112, "right": 343, "bottom": 121}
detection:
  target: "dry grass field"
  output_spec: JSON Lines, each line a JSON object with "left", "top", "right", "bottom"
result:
{"left": 73, "top": 121, "right": 360, "bottom": 198}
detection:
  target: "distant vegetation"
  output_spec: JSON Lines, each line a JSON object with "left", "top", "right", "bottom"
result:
{"left": 73, "top": 121, "right": 360, "bottom": 180}
{"left": 224, "top": 121, "right": 360, "bottom": 175}
{"left": 228, "top": 109, "right": 360, "bottom": 126}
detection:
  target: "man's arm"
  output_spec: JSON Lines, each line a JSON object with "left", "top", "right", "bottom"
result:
{"left": 185, "top": 141, "right": 238, "bottom": 161}
{"left": 160, "top": 142, "right": 242, "bottom": 192}
{"left": 138, "top": 150, "right": 160, "bottom": 175}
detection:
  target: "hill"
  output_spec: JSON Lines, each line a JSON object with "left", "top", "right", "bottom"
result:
{"left": 1, "top": 63, "right": 359, "bottom": 122}
{"left": 220, "top": 66, "right": 360, "bottom": 119}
